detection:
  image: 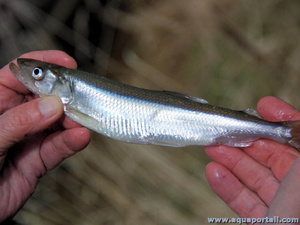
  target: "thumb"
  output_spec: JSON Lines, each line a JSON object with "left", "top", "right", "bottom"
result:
{"left": 267, "top": 156, "right": 300, "bottom": 218}
{"left": 0, "top": 96, "right": 63, "bottom": 168}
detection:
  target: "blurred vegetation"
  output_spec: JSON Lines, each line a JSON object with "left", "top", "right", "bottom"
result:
{"left": 1, "top": 0, "right": 300, "bottom": 224}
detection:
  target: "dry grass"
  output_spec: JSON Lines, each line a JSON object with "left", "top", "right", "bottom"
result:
{"left": 1, "top": 0, "right": 300, "bottom": 224}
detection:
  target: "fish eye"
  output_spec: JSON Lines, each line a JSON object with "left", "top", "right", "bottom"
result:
{"left": 32, "top": 67, "right": 44, "bottom": 80}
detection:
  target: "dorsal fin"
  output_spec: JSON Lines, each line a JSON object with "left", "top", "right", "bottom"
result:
{"left": 243, "top": 108, "right": 261, "bottom": 118}
{"left": 162, "top": 91, "right": 208, "bottom": 104}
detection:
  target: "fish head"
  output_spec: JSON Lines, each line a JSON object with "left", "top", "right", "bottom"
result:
{"left": 9, "top": 58, "right": 73, "bottom": 104}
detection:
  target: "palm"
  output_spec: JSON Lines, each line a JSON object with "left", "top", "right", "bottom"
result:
{"left": 205, "top": 96, "right": 300, "bottom": 220}
{"left": 0, "top": 51, "right": 91, "bottom": 220}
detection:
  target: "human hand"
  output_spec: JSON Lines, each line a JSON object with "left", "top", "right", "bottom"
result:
{"left": 205, "top": 96, "right": 300, "bottom": 223}
{"left": 0, "top": 51, "right": 91, "bottom": 222}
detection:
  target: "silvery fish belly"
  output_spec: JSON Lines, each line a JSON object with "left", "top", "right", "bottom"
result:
{"left": 9, "top": 58, "right": 300, "bottom": 149}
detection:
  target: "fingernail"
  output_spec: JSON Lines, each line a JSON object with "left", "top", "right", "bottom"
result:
{"left": 39, "top": 96, "right": 62, "bottom": 118}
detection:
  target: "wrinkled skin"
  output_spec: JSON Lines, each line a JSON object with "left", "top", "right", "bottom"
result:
{"left": 0, "top": 51, "right": 91, "bottom": 222}
{"left": 206, "top": 96, "right": 300, "bottom": 224}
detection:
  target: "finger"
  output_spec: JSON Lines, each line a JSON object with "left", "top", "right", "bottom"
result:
{"left": 40, "top": 128, "right": 91, "bottom": 171}
{"left": 59, "top": 114, "right": 86, "bottom": 129}
{"left": 244, "top": 140, "right": 299, "bottom": 181}
{"left": 0, "top": 128, "right": 90, "bottom": 220}
{"left": 205, "top": 145, "right": 280, "bottom": 206}
{"left": 267, "top": 156, "right": 300, "bottom": 218}
{"left": 206, "top": 162, "right": 268, "bottom": 218}
{"left": 0, "top": 50, "right": 77, "bottom": 96}
{"left": 0, "top": 96, "right": 63, "bottom": 169}
{"left": 12, "top": 127, "right": 91, "bottom": 186}
{"left": 47, "top": 114, "right": 84, "bottom": 133}
{"left": 257, "top": 96, "right": 300, "bottom": 122}
{"left": 0, "top": 85, "right": 25, "bottom": 115}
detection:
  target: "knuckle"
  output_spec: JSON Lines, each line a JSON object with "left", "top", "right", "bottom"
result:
{"left": 9, "top": 111, "right": 35, "bottom": 130}
{"left": 0, "top": 101, "right": 42, "bottom": 149}
{"left": 2, "top": 105, "right": 41, "bottom": 135}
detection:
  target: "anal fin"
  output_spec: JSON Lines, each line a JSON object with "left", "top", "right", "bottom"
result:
{"left": 216, "top": 136, "right": 257, "bottom": 148}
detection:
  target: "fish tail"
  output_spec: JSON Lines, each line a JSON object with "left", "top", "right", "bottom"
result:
{"left": 284, "top": 121, "right": 300, "bottom": 150}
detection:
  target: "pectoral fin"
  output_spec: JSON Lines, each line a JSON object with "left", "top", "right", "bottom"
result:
{"left": 215, "top": 136, "right": 257, "bottom": 148}
{"left": 64, "top": 105, "right": 106, "bottom": 134}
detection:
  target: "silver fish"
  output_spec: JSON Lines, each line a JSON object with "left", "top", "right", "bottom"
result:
{"left": 9, "top": 58, "right": 300, "bottom": 149}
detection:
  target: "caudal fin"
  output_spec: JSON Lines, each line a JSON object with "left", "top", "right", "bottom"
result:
{"left": 284, "top": 121, "right": 300, "bottom": 150}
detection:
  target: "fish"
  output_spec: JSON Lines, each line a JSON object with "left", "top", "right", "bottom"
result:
{"left": 9, "top": 58, "right": 300, "bottom": 149}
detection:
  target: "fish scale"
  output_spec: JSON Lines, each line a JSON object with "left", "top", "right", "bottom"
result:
{"left": 9, "top": 58, "right": 300, "bottom": 150}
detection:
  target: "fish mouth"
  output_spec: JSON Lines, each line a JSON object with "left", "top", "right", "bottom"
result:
{"left": 9, "top": 62, "right": 20, "bottom": 75}
{"left": 9, "top": 61, "right": 33, "bottom": 88}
